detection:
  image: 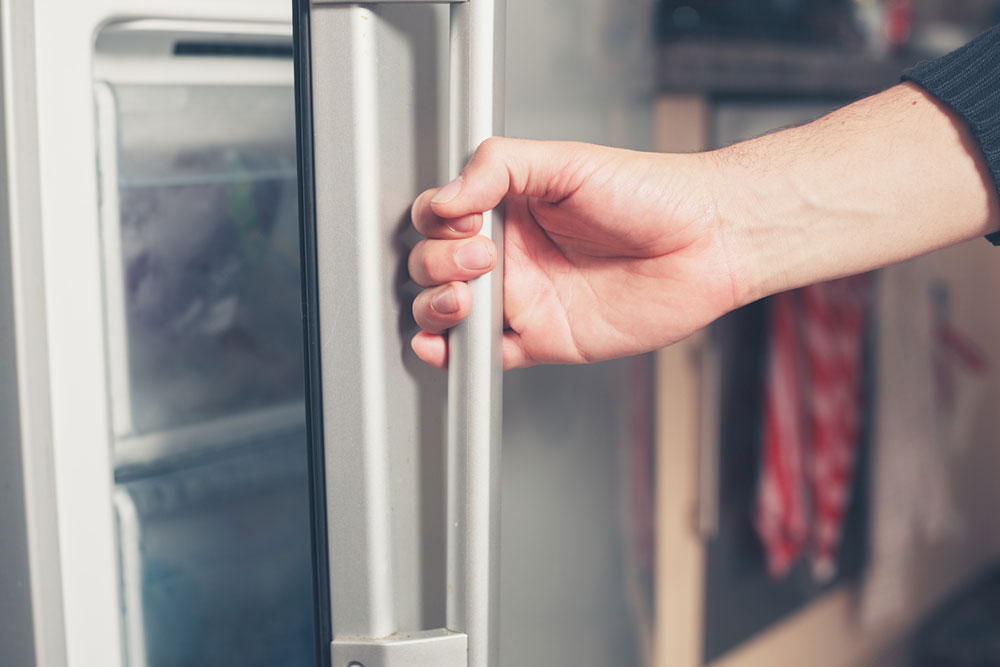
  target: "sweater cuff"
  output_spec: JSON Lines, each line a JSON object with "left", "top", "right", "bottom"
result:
{"left": 902, "top": 26, "right": 1000, "bottom": 246}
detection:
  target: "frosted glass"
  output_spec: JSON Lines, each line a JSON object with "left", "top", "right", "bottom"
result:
{"left": 111, "top": 85, "right": 303, "bottom": 433}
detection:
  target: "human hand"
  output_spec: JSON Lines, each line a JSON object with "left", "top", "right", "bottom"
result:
{"left": 410, "top": 87, "right": 1000, "bottom": 371}
{"left": 408, "top": 138, "right": 741, "bottom": 370}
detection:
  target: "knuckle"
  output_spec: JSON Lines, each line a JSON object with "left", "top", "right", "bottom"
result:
{"left": 420, "top": 242, "right": 453, "bottom": 284}
{"left": 413, "top": 296, "right": 443, "bottom": 333}
{"left": 420, "top": 247, "right": 439, "bottom": 282}
{"left": 477, "top": 136, "right": 505, "bottom": 161}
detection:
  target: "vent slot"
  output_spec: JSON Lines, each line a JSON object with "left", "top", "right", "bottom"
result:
{"left": 173, "top": 41, "right": 292, "bottom": 59}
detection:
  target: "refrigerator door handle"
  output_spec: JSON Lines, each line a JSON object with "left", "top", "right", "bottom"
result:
{"left": 444, "top": 1, "right": 505, "bottom": 667}
{"left": 314, "top": 0, "right": 504, "bottom": 666}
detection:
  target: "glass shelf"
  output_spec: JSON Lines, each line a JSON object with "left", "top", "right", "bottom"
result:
{"left": 118, "top": 169, "right": 297, "bottom": 190}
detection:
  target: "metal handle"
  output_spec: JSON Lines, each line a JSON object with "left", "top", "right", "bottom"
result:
{"left": 307, "top": 1, "right": 505, "bottom": 665}
{"left": 445, "top": 2, "right": 505, "bottom": 666}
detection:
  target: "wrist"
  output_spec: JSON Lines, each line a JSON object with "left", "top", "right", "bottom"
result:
{"left": 705, "top": 83, "right": 1000, "bottom": 311}
{"left": 701, "top": 144, "right": 791, "bottom": 310}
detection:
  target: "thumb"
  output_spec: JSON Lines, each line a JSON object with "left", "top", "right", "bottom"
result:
{"left": 429, "top": 137, "right": 591, "bottom": 217}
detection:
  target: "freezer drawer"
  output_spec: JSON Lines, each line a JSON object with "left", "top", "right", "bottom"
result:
{"left": 115, "top": 434, "right": 314, "bottom": 667}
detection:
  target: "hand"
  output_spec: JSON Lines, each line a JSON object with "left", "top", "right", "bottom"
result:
{"left": 409, "top": 85, "right": 1000, "bottom": 371}
{"left": 408, "top": 138, "right": 741, "bottom": 369}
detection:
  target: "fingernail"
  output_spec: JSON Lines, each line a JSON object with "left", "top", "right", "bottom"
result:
{"left": 432, "top": 175, "right": 464, "bottom": 204}
{"left": 431, "top": 286, "right": 459, "bottom": 314}
{"left": 447, "top": 216, "right": 476, "bottom": 234}
{"left": 455, "top": 241, "right": 493, "bottom": 271}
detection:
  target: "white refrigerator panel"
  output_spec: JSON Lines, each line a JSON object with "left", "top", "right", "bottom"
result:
{"left": 6, "top": 3, "right": 301, "bottom": 666}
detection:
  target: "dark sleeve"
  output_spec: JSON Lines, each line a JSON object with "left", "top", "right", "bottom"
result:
{"left": 902, "top": 25, "right": 1000, "bottom": 245}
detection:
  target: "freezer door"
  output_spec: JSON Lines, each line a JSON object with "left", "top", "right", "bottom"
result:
{"left": 293, "top": 1, "right": 504, "bottom": 666}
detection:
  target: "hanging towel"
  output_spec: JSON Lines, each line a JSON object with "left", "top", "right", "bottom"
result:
{"left": 755, "top": 288, "right": 810, "bottom": 578}
{"left": 803, "top": 275, "right": 871, "bottom": 580}
{"left": 754, "top": 274, "right": 872, "bottom": 581}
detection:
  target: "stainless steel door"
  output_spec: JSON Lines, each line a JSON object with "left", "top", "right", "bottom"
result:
{"left": 292, "top": 1, "right": 504, "bottom": 666}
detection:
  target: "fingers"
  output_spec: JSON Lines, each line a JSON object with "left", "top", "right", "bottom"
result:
{"left": 411, "top": 331, "right": 448, "bottom": 370}
{"left": 414, "top": 137, "right": 603, "bottom": 224}
{"left": 501, "top": 331, "right": 532, "bottom": 370}
{"left": 410, "top": 329, "right": 535, "bottom": 372}
{"left": 411, "top": 188, "right": 483, "bottom": 239}
{"left": 410, "top": 137, "right": 594, "bottom": 370}
{"left": 412, "top": 282, "right": 472, "bottom": 334}
{"left": 408, "top": 237, "right": 497, "bottom": 287}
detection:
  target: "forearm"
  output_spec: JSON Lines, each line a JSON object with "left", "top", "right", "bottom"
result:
{"left": 714, "top": 82, "right": 1000, "bottom": 307}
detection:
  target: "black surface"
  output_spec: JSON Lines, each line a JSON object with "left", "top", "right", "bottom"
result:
{"left": 291, "top": 1, "right": 332, "bottom": 665}
{"left": 655, "top": 0, "right": 821, "bottom": 43}
{"left": 173, "top": 41, "right": 294, "bottom": 59}
{"left": 914, "top": 564, "right": 1000, "bottom": 666}
{"left": 652, "top": 0, "right": 893, "bottom": 52}
{"left": 703, "top": 297, "right": 872, "bottom": 663}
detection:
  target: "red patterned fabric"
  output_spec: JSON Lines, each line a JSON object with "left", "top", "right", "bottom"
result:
{"left": 755, "top": 288, "right": 809, "bottom": 577}
{"left": 755, "top": 274, "right": 872, "bottom": 580}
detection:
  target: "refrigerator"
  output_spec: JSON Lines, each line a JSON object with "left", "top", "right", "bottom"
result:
{"left": 0, "top": 0, "right": 653, "bottom": 665}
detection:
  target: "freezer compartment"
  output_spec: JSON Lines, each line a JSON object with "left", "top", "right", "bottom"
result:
{"left": 94, "top": 23, "right": 316, "bottom": 667}
{"left": 115, "top": 431, "right": 314, "bottom": 667}
{"left": 98, "top": 81, "right": 303, "bottom": 439}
